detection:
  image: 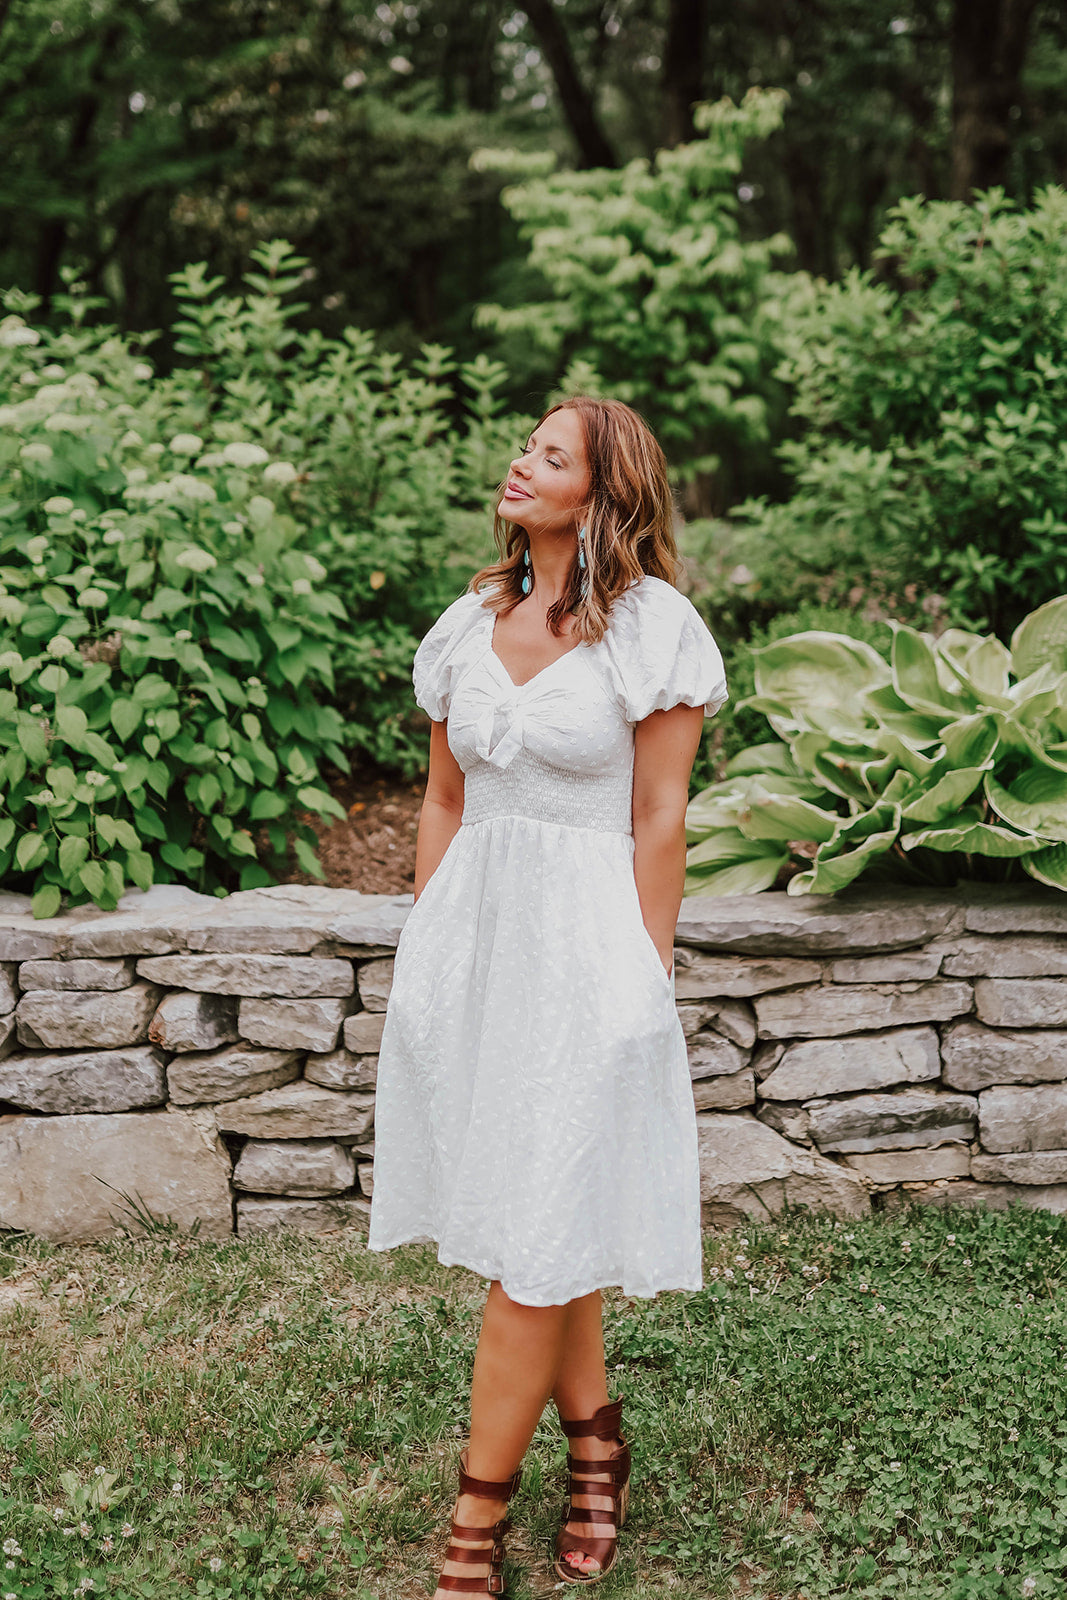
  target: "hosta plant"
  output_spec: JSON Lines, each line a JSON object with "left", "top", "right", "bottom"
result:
{"left": 685, "top": 596, "right": 1067, "bottom": 897}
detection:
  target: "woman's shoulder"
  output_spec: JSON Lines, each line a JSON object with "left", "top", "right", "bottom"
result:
{"left": 432, "top": 586, "right": 492, "bottom": 629}
{"left": 610, "top": 573, "right": 703, "bottom": 635}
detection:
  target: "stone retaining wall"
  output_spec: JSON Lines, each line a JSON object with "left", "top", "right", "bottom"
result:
{"left": 3, "top": 881, "right": 1067, "bottom": 1242}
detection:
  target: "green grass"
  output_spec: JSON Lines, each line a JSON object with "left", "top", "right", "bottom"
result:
{"left": 2, "top": 1202, "right": 1067, "bottom": 1599}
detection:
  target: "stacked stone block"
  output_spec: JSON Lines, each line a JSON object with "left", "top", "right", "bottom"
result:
{"left": 3, "top": 880, "right": 1067, "bottom": 1240}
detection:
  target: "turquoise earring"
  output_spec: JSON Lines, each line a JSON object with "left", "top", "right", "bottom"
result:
{"left": 577, "top": 525, "right": 588, "bottom": 599}
{"left": 521, "top": 547, "right": 532, "bottom": 595}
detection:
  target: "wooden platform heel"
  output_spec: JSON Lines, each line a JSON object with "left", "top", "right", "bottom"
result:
{"left": 553, "top": 1399, "right": 631, "bottom": 1586}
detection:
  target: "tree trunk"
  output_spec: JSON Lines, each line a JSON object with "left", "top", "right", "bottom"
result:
{"left": 950, "top": 0, "right": 1040, "bottom": 199}
{"left": 522, "top": 0, "right": 617, "bottom": 168}
{"left": 662, "top": 0, "right": 707, "bottom": 147}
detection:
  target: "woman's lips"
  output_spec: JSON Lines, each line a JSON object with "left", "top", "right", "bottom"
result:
{"left": 503, "top": 481, "right": 533, "bottom": 500}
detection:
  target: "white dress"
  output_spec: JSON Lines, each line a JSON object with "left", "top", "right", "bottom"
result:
{"left": 367, "top": 574, "right": 728, "bottom": 1307}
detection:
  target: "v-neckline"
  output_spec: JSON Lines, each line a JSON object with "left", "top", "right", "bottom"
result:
{"left": 486, "top": 609, "right": 586, "bottom": 691}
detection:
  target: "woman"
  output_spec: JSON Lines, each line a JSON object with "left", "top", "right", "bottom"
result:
{"left": 368, "top": 397, "right": 727, "bottom": 1593}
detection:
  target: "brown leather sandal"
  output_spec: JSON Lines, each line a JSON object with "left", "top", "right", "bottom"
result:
{"left": 436, "top": 1450, "right": 522, "bottom": 1596}
{"left": 553, "top": 1399, "right": 630, "bottom": 1586}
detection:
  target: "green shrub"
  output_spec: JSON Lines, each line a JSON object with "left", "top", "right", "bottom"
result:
{"left": 685, "top": 596, "right": 1067, "bottom": 896}
{"left": 733, "top": 186, "right": 1067, "bottom": 639}
{"left": 0, "top": 242, "right": 521, "bottom": 915}
{"left": 474, "top": 90, "right": 798, "bottom": 503}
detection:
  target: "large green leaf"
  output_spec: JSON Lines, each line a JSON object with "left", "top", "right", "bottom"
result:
{"left": 724, "top": 742, "right": 796, "bottom": 779}
{"left": 735, "top": 784, "right": 839, "bottom": 844}
{"left": 684, "top": 829, "right": 788, "bottom": 896}
{"left": 891, "top": 626, "right": 972, "bottom": 716}
{"left": 900, "top": 766, "right": 991, "bottom": 824}
{"left": 992, "top": 712, "right": 1067, "bottom": 773}
{"left": 936, "top": 629, "right": 1012, "bottom": 707}
{"left": 938, "top": 714, "right": 1000, "bottom": 770}
{"left": 1024, "top": 843, "right": 1067, "bottom": 890}
{"left": 787, "top": 802, "right": 900, "bottom": 896}
{"left": 865, "top": 684, "right": 947, "bottom": 746}
{"left": 791, "top": 732, "right": 892, "bottom": 803}
{"left": 1011, "top": 594, "right": 1067, "bottom": 680}
{"left": 724, "top": 742, "right": 830, "bottom": 800}
{"left": 986, "top": 766, "right": 1067, "bottom": 841}
{"left": 753, "top": 632, "right": 890, "bottom": 734}
{"left": 903, "top": 810, "right": 1044, "bottom": 857}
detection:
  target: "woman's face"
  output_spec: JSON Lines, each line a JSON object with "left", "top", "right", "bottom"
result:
{"left": 500, "top": 408, "right": 591, "bottom": 536}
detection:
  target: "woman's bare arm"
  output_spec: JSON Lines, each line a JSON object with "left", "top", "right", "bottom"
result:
{"left": 413, "top": 719, "right": 466, "bottom": 901}
{"left": 631, "top": 703, "right": 706, "bottom": 973}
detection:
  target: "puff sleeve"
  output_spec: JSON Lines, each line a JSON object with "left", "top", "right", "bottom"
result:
{"left": 605, "top": 577, "right": 729, "bottom": 724}
{"left": 412, "top": 590, "right": 487, "bottom": 721}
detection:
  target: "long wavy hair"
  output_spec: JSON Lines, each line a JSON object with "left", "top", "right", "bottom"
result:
{"left": 468, "top": 397, "right": 680, "bottom": 644}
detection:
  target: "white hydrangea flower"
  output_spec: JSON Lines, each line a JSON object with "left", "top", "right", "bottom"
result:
{"left": 146, "top": 442, "right": 165, "bottom": 457}
{"left": 70, "top": 508, "right": 86, "bottom": 523}
{"left": 35, "top": 383, "right": 72, "bottom": 408}
{"left": 175, "top": 547, "right": 217, "bottom": 573}
{"left": 118, "top": 429, "right": 143, "bottom": 449}
{"left": 168, "top": 474, "right": 216, "bottom": 503}
{"left": 26, "top": 535, "right": 49, "bottom": 559}
{"left": 174, "top": 629, "right": 192, "bottom": 641}
{"left": 132, "top": 362, "right": 153, "bottom": 380}
{"left": 222, "top": 440, "right": 269, "bottom": 468}
{"left": 42, "top": 495, "right": 74, "bottom": 515}
{"left": 125, "top": 466, "right": 149, "bottom": 484}
{"left": 169, "top": 432, "right": 203, "bottom": 455}
{"left": 292, "top": 578, "right": 311, "bottom": 595}
{"left": 67, "top": 371, "right": 98, "bottom": 394}
{"left": 41, "top": 363, "right": 65, "bottom": 379}
{"left": 45, "top": 412, "right": 90, "bottom": 433}
{"left": 84, "top": 770, "right": 108, "bottom": 788}
{"left": 195, "top": 452, "right": 227, "bottom": 469}
{"left": 32, "top": 788, "right": 56, "bottom": 805}
{"left": 0, "top": 322, "right": 40, "bottom": 347}
{"left": 263, "top": 460, "right": 297, "bottom": 485}
{"left": 18, "top": 372, "right": 39, "bottom": 386}
{"left": 222, "top": 520, "right": 244, "bottom": 534}
{"left": 0, "top": 405, "right": 19, "bottom": 426}
{"left": 247, "top": 571, "right": 265, "bottom": 587}
{"left": 19, "top": 441, "right": 53, "bottom": 463}
{"left": 102, "top": 529, "right": 125, "bottom": 545}
{"left": 46, "top": 635, "right": 76, "bottom": 658}
{"left": 305, "top": 555, "right": 327, "bottom": 581}
{"left": 0, "top": 650, "right": 22, "bottom": 671}
{"left": 79, "top": 588, "right": 109, "bottom": 607}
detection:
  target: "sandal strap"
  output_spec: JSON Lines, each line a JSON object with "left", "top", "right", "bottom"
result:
{"left": 449, "top": 1520, "right": 509, "bottom": 1540}
{"left": 458, "top": 1452, "right": 522, "bottom": 1502}
{"left": 572, "top": 1465, "right": 630, "bottom": 1484}
{"left": 555, "top": 1526, "right": 617, "bottom": 1569}
{"left": 562, "top": 1504, "right": 617, "bottom": 1526}
{"left": 558, "top": 1399, "right": 623, "bottom": 1441}
{"left": 445, "top": 1542, "right": 506, "bottom": 1564}
{"left": 437, "top": 1577, "right": 506, "bottom": 1594}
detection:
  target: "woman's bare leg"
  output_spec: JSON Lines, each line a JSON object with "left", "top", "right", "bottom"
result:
{"left": 552, "top": 1290, "right": 620, "bottom": 1578}
{"left": 433, "top": 1282, "right": 569, "bottom": 1599}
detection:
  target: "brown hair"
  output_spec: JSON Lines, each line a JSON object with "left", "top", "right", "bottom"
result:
{"left": 467, "top": 397, "right": 680, "bottom": 643}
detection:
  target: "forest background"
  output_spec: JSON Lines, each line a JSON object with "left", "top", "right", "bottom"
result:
{"left": 3, "top": 0, "right": 1067, "bottom": 908}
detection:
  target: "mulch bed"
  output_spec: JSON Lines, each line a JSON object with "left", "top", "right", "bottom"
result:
{"left": 285, "top": 761, "right": 425, "bottom": 896}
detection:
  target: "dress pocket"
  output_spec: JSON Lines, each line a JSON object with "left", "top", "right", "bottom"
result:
{"left": 637, "top": 921, "right": 674, "bottom": 994}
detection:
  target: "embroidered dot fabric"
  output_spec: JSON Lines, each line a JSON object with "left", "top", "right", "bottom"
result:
{"left": 367, "top": 575, "right": 729, "bottom": 1307}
